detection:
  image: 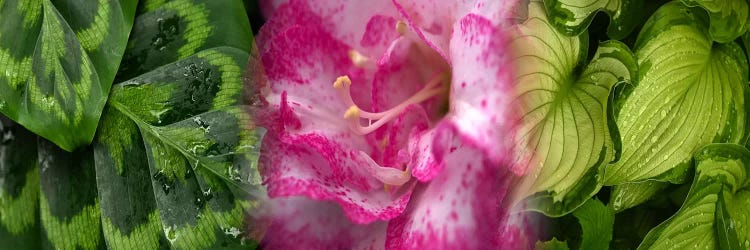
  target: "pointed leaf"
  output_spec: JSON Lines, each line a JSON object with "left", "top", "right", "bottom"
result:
{"left": 572, "top": 198, "right": 615, "bottom": 250}
{"left": 0, "top": 0, "right": 137, "bottom": 151}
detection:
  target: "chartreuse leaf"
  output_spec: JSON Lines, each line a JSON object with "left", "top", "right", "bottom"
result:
{"left": 610, "top": 180, "right": 670, "bottom": 212}
{"left": 681, "top": 0, "right": 750, "bottom": 43}
{"left": 0, "top": 0, "right": 137, "bottom": 151}
{"left": 543, "top": 0, "right": 644, "bottom": 39}
{"left": 0, "top": 116, "right": 40, "bottom": 249}
{"left": 96, "top": 47, "right": 261, "bottom": 249}
{"left": 604, "top": 1, "right": 748, "bottom": 185}
{"left": 638, "top": 144, "right": 750, "bottom": 249}
{"left": 535, "top": 238, "right": 570, "bottom": 250}
{"left": 37, "top": 139, "right": 105, "bottom": 249}
{"left": 511, "top": 0, "right": 636, "bottom": 216}
{"left": 573, "top": 198, "right": 615, "bottom": 249}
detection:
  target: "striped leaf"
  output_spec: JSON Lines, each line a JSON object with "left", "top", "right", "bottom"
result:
{"left": 0, "top": 0, "right": 137, "bottom": 151}
{"left": 543, "top": 0, "right": 644, "bottom": 39}
{"left": 512, "top": 0, "right": 636, "bottom": 216}
{"left": 604, "top": 2, "right": 748, "bottom": 185}
{"left": 681, "top": 0, "right": 750, "bottom": 43}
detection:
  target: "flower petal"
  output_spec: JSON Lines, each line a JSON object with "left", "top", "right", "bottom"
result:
{"left": 392, "top": 0, "right": 518, "bottom": 60}
{"left": 259, "top": 0, "right": 402, "bottom": 58}
{"left": 260, "top": 132, "right": 415, "bottom": 224}
{"left": 385, "top": 131, "right": 515, "bottom": 249}
{"left": 444, "top": 14, "right": 522, "bottom": 171}
{"left": 258, "top": 196, "right": 387, "bottom": 249}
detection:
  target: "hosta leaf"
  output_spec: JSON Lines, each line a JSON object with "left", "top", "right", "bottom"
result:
{"left": 511, "top": 0, "right": 636, "bottom": 216}
{"left": 638, "top": 144, "right": 750, "bottom": 250}
{"left": 572, "top": 198, "right": 615, "bottom": 250}
{"left": 535, "top": 238, "right": 570, "bottom": 250}
{"left": 0, "top": 0, "right": 137, "bottom": 151}
{"left": 681, "top": 0, "right": 750, "bottom": 43}
{"left": 543, "top": 0, "right": 644, "bottom": 39}
{"left": 38, "top": 139, "right": 105, "bottom": 249}
{"left": 604, "top": 1, "right": 748, "bottom": 185}
{"left": 610, "top": 180, "right": 669, "bottom": 212}
{"left": 0, "top": 116, "right": 40, "bottom": 249}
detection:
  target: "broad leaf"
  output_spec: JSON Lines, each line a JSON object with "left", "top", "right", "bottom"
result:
{"left": 511, "top": 0, "right": 636, "bottom": 216}
{"left": 91, "top": 0, "right": 261, "bottom": 248}
{"left": 572, "top": 198, "right": 615, "bottom": 250}
{"left": 0, "top": 0, "right": 137, "bottom": 151}
{"left": 638, "top": 144, "right": 750, "bottom": 249}
{"left": 610, "top": 180, "right": 669, "bottom": 212}
{"left": 0, "top": 116, "right": 40, "bottom": 249}
{"left": 535, "top": 238, "right": 570, "bottom": 250}
{"left": 543, "top": 0, "right": 644, "bottom": 39}
{"left": 604, "top": 1, "right": 748, "bottom": 185}
{"left": 681, "top": 0, "right": 750, "bottom": 43}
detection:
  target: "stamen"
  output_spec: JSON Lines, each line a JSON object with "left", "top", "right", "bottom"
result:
{"left": 396, "top": 20, "right": 408, "bottom": 36}
{"left": 332, "top": 73, "right": 448, "bottom": 135}
{"left": 348, "top": 50, "right": 373, "bottom": 68}
{"left": 358, "top": 151, "right": 411, "bottom": 187}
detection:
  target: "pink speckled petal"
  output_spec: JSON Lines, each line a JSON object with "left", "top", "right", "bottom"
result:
{"left": 391, "top": 0, "right": 518, "bottom": 61}
{"left": 259, "top": 0, "right": 288, "bottom": 19}
{"left": 385, "top": 132, "right": 514, "bottom": 249}
{"left": 258, "top": 0, "right": 402, "bottom": 58}
{"left": 444, "top": 14, "right": 522, "bottom": 172}
{"left": 259, "top": 197, "right": 387, "bottom": 249}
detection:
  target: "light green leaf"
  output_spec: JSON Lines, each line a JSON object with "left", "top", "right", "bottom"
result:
{"left": 610, "top": 180, "right": 670, "bottom": 212}
{"left": 573, "top": 198, "right": 615, "bottom": 250}
{"left": 604, "top": 1, "right": 748, "bottom": 185}
{"left": 543, "top": 0, "right": 644, "bottom": 39}
{"left": 0, "top": 0, "right": 137, "bottom": 151}
{"left": 638, "top": 144, "right": 750, "bottom": 250}
{"left": 511, "top": 0, "right": 636, "bottom": 216}
{"left": 535, "top": 237, "right": 570, "bottom": 250}
{"left": 681, "top": 0, "right": 750, "bottom": 43}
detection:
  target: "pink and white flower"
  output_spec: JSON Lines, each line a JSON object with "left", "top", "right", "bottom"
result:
{"left": 249, "top": 0, "right": 535, "bottom": 248}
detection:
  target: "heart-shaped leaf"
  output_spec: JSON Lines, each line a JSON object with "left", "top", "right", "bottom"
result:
{"left": 0, "top": 0, "right": 137, "bottom": 151}
{"left": 604, "top": 1, "right": 748, "bottom": 185}
{"left": 511, "top": 0, "right": 636, "bottom": 216}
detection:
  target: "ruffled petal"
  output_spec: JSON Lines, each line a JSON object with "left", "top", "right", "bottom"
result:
{"left": 260, "top": 132, "right": 415, "bottom": 224}
{"left": 392, "top": 0, "right": 519, "bottom": 60}
{"left": 258, "top": 197, "right": 387, "bottom": 249}
{"left": 259, "top": 0, "right": 402, "bottom": 58}
{"left": 444, "top": 14, "right": 521, "bottom": 171}
{"left": 385, "top": 131, "right": 515, "bottom": 249}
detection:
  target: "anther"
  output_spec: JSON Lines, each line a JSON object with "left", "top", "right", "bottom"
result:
{"left": 348, "top": 50, "right": 373, "bottom": 68}
{"left": 344, "top": 106, "right": 360, "bottom": 119}
{"left": 396, "top": 21, "right": 408, "bottom": 36}
{"left": 333, "top": 76, "right": 351, "bottom": 89}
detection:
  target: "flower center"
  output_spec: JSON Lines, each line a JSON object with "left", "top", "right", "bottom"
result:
{"left": 333, "top": 73, "right": 447, "bottom": 135}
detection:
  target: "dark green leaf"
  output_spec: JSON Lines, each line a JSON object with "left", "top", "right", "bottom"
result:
{"left": 573, "top": 198, "right": 615, "bottom": 250}
{"left": 0, "top": 0, "right": 138, "bottom": 151}
{"left": 543, "top": 0, "right": 644, "bottom": 39}
{"left": 681, "top": 0, "right": 750, "bottom": 43}
{"left": 535, "top": 237, "right": 570, "bottom": 250}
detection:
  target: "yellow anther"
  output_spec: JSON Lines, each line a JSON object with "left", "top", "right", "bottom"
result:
{"left": 384, "top": 184, "right": 391, "bottom": 192}
{"left": 348, "top": 50, "right": 372, "bottom": 67}
{"left": 396, "top": 20, "right": 408, "bottom": 35}
{"left": 380, "top": 137, "right": 388, "bottom": 149}
{"left": 344, "top": 105, "right": 360, "bottom": 119}
{"left": 333, "top": 75, "right": 351, "bottom": 89}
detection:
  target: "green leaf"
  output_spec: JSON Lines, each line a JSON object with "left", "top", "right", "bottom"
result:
{"left": 535, "top": 238, "right": 570, "bottom": 250}
{"left": 610, "top": 180, "right": 670, "bottom": 212}
{"left": 604, "top": 1, "right": 748, "bottom": 185}
{"left": 38, "top": 139, "right": 105, "bottom": 249}
{"left": 573, "top": 198, "right": 615, "bottom": 250}
{"left": 681, "top": 0, "right": 750, "bottom": 43}
{"left": 638, "top": 143, "right": 750, "bottom": 249}
{"left": 96, "top": 46, "right": 261, "bottom": 249}
{"left": 0, "top": 0, "right": 138, "bottom": 151}
{"left": 511, "top": 0, "right": 637, "bottom": 216}
{"left": 543, "top": 0, "right": 644, "bottom": 39}
{"left": 0, "top": 116, "right": 41, "bottom": 249}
